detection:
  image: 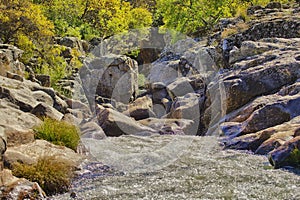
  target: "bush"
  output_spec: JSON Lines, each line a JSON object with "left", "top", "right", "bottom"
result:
{"left": 12, "top": 156, "right": 73, "bottom": 196}
{"left": 34, "top": 118, "right": 80, "bottom": 151}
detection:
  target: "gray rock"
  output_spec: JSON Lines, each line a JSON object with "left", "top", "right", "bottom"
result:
{"left": 269, "top": 136, "right": 300, "bottom": 169}
{"left": 0, "top": 44, "right": 24, "bottom": 77}
{"left": 32, "top": 90, "right": 54, "bottom": 106}
{"left": 0, "top": 99, "right": 41, "bottom": 131}
{"left": 123, "top": 96, "right": 155, "bottom": 120}
{"left": 0, "top": 77, "right": 39, "bottom": 112}
{"left": 148, "top": 59, "right": 182, "bottom": 85}
{"left": 80, "top": 121, "right": 106, "bottom": 140}
{"left": 35, "top": 74, "right": 51, "bottom": 87}
{"left": 220, "top": 90, "right": 300, "bottom": 138}
{"left": 167, "top": 93, "right": 204, "bottom": 135}
{"left": 80, "top": 54, "right": 138, "bottom": 109}
{"left": 265, "top": 2, "right": 281, "bottom": 9}
{"left": 96, "top": 105, "right": 158, "bottom": 137}
{"left": 224, "top": 116, "right": 300, "bottom": 154}
{"left": 148, "top": 82, "right": 169, "bottom": 104}
{"left": 214, "top": 49, "right": 300, "bottom": 114}
{"left": 31, "top": 103, "right": 64, "bottom": 121}
{"left": 58, "top": 37, "right": 85, "bottom": 53}
{"left": 139, "top": 118, "right": 194, "bottom": 135}
{"left": 4, "top": 140, "right": 83, "bottom": 168}
{"left": 0, "top": 169, "right": 46, "bottom": 199}
{"left": 4, "top": 127, "right": 35, "bottom": 147}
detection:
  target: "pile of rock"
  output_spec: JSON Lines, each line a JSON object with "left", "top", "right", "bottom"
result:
{"left": 211, "top": 2, "right": 300, "bottom": 169}
{"left": 0, "top": 44, "right": 98, "bottom": 198}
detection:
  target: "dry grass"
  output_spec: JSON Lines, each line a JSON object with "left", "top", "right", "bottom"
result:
{"left": 12, "top": 156, "right": 74, "bottom": 196}
{"left": 221, "top": 22, "right": 249, "bottom": 38}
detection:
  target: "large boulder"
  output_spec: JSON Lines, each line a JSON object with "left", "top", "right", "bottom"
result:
{"left": 4, "top": 140, "right": 83, "bottom": 168}
{"left": 96, "top": 105, "right": 158, "bottom": 137}
{"left": 0, "top": 77, "right": 39, "bottom": 112}
{"left": 167, "top": 93, "right": 205, "bottom": 135}
{"left": 0, "top": 99, "right": 41, "bottom": 131}
{"left": 80, "top": 54, "right": 138, "bottom": 108}
{"left": 31, "top": 103, "right": 64, "bottom": 121}
{"left": 269, "top": 136, "right": 300, "bottom": 169}
{"left": 148, "top": 59, "right": 181, "bottom": 85}
{"left": 220, "top": 83, "right": 300, "bottom": 138}
{"left": 80, "top": 121, "right": 106, "bottom": 140}
{"left": 211, "top": 40, "right": 300, "bottom": 114}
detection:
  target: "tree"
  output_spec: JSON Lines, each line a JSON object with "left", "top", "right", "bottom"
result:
{"left": 156, "top": 0, "right": 236, "bottom": 37}
{"left": 0, "top": 0, "right": 54, "bottom": 44}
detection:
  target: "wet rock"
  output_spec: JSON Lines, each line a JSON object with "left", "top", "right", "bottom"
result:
{"left": 123, "top": 96, "right": 155, "bottom": 120}
{"left": 269, "top": 136, "right": 300, "bottom": 169}
{"left": 96, "top": 105, "right": 158, "bottom": 137}
{"left": 80, "top": 121, "right": 106, "bottom": 140}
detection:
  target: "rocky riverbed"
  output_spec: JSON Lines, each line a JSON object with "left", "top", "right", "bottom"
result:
{"left": 52, "top": 135, "right": 300, "bottom": 200}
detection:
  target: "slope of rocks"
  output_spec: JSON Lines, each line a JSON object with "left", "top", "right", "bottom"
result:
{"left": 0, "top": 1, "right": 300, "bottom": 198}
{"left": 212, "top": 2, "right": 300, "bottom": 168}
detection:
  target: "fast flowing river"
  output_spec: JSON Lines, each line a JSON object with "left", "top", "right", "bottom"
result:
{"left": 52, "top": 135, "right": 300, "bottom": 199}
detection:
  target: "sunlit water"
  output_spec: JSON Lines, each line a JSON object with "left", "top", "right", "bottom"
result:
{"left": 52, "top": 135, "right": 300, "bottom": 199}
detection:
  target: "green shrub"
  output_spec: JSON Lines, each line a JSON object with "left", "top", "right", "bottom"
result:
{"left": 12, "top": 156, "right": 73, "bottom": 196}
{"left": 34, "top": 118, "right": 80, "bottom": 151}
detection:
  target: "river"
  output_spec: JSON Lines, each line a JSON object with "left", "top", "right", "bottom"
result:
{"left": 52, "top": 135, "right": 300, "bottom": 199}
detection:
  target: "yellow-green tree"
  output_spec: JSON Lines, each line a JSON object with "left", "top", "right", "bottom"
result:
{"left": 0, "top": 0, "right": 73, "bottom": 89}
{"left": 0, "top": 0, "right": 54, "bottom": 44}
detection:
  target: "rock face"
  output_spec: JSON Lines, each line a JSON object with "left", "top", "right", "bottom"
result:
{"left": 80, "top": 54, "right": 138, "bottom": 108}
{"left": 215, "top": 3, "right": 300, "bottom": 168}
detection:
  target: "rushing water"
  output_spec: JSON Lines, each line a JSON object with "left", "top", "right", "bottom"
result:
{"left": 52, "top": 135, "right": 300, "bottom": 199}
